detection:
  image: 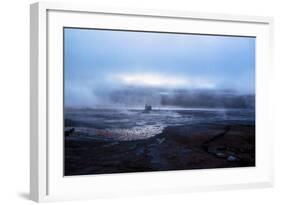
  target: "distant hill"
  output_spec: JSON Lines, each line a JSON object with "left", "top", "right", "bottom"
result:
{"left": 107, "top": 87, "right": 255, "bottom": 109}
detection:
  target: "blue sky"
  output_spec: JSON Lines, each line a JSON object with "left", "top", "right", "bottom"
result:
{"left": 64, "top": 28, "right": 255, "bottom": 107}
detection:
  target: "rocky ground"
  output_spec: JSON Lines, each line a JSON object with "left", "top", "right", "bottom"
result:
{"left": 64, "top": 123, "right": 255, "bottom": 176}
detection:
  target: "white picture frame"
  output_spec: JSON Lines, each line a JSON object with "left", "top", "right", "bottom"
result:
{"left": 30, "top": 2, "right": 274, "bottom": 202}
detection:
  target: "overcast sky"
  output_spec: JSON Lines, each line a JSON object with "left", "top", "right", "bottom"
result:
{"left": 64, "top": 28, "right": 255, "bottom": 108}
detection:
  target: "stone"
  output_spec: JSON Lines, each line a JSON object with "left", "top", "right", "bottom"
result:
{"left": 227, "top": 155, "right": 238, "bottom": 162}
{"left": 216, "top": 152, "right": 225, "bottom": 158}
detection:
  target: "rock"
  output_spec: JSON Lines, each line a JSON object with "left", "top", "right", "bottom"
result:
{"left": 156, "top": 138, "right": 165, "bottom": 144}
{"left": 239, "top": 148, "right": 246, "bottom": 153}
{"left": 65, "top": 128, "right": 75, "bottom": 137}
{"left": 217, "top": 146, "right": 227, "bottom": 151}
{"left": 216, "top": 152, "right": 226, "bottom": 158}
{"left": 227, "top": 155, "right": 238, "bottom": 162}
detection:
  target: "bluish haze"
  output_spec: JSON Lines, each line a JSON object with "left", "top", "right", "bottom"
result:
{"left": 64, "top": 28, "right": 255, "bottom": 108}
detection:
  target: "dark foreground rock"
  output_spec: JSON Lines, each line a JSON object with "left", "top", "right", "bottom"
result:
{"left": 64, "top": 123, "right": 255, "bottom": 176}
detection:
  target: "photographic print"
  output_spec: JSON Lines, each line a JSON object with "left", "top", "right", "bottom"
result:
{"left": 64, "top": 28, "right": 255, "bottom": 176}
